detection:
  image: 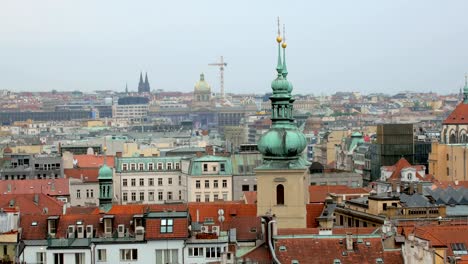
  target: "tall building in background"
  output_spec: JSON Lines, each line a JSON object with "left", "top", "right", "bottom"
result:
{"left": 256, "top": 26, "right": 309, "bottom": 229}
{"left": 137, "top": 72, "right": 151, "bottom": 93}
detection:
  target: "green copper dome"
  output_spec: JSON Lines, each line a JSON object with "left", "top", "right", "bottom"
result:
{"left": 258, "top": 128, "right": 307, "bottom": 157}
{"left": 98, "top": 164, "right": 113, "bottom": 180}
{"left": 256, "top": 28, "right": 309, "bottom": 169}
{"left": 194, "top": 73, "right": 211, "bottom": 92}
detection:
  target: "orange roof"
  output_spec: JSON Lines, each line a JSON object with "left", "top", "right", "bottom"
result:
{"left": 188, "top": 201, "right": 257, "bottom": 227}
{"left": 64, "top": 168, "right": 99, "bottom": 182}
{"left": 443, "top": 103, "right": 468, "bottom": 124}
{"left": 402, "top": 225, "right": 468, "bottom": 255}
{"left": 74, "top": 154, "right": 115, "bottom": 168}
{"left": 306, "top": 203, "right": 325, "bottom": 228}
{"left": 431, "top": 180, "right": 468, "bottom": 190}
{"left": 243, "top": 191, "right": 257, "bottom": 204}
{"left": 0, "top": 193, "right": 63, "bottom": 215}
{"left": 0, "top": 178, "right": 69, "bottom": 196}
{"left": 309, "top": 185, "right": 370, "bottom": 203}
{"left": 275, "top": 237, "right": 402, "bottom": 264}
{"left": 384, "top": 157, "right": 425, "bottom": 181}
{"left": 107, "top": 204, "right": 188, "bottom": 215}
{"left": 146, "top": 218, "right": 189, "bottom": 240}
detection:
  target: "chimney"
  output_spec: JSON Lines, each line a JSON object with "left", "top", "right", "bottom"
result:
{"left": 205, "top": 145, "right": 213, "bottom": 155}
{"left": 33, "top": 194, "right": 39, "bottom": 205}
{"left": 409, "top": 184, "right": 414, "bottom": 195}
{"left": 416, "top": 183, "right": 423, "bottom": 195}
{"left": 196, "top": 152, "right": 203, "bottom": 157}
{"left": 116, "top": 152, "right": 122, "bottom": 158}
{"left": 345, "top": 233, "right": 353, "bottom": 251}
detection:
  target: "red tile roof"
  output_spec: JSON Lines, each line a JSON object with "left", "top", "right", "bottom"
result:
{"left": 306, "top": 203, "right": 325, "bottom": 228}
{"left": 64, "top": 168, "right": 99, "bottom": 182}
{"left": 383, "top": 157, "right": 425, "bottom": 181}
{"left": 402, "top": 225, "right": 468, "bottom": 255}
{"left": 74, "top": 154, "right": 115, "bottom": 168}
{"left": 0, "top": 193, "right": 63, "bottom": 215}
{"left": 0, "top": 178, "right": 69, "bottom": 196}
{"left": 309, "top": 185, "right": 370, "bottom": 203}
{"left": 238, "top": 242, "right": 272, "bottom": 263}
{"left": 443, "top": 103, "right": 468, "bottom": 124}
{"left": 275, "top": 237, "right": 402, "bottom": 264}
{"left": 229, "top": 216, "right": 262, "bottom": 241}
{"left": 188, "top": 201, "right": 257, "bottom": 228}
{"left": 65, "top": 206, "right": 99, "bottom": 215}
{"left": 431, "top": 180, "right": 468, "bottom": 190}
{"left": 145, "top": 218, "right": 189, "bottom": 240}
{"left": 107, "top": 204, "right": 188, "bottom": 215}
{"left": 243, "top": 191, "right": 257, "bottom": 204}
{"left": 20, "top": 214, "right": 48, "bottom": 240}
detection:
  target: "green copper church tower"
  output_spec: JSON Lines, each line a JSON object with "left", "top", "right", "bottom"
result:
{"left": 98, "top": 146, "right": 113, "bottom": 212}
{"left": 256, "top": 20, "right": 310, "bottom": 228}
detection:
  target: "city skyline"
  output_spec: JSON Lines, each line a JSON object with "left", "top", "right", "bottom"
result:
{"left": 2, "top": 0, "right": 468, "bottom": 95}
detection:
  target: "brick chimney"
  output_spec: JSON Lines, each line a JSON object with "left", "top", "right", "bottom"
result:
{"left": 345, "top": 233, "right": 354, "bottom": 251}
{"left": 116, "top": 152, "right": 122, "bottom": 158}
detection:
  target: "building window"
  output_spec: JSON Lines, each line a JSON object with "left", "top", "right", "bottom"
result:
{"left": 123, "top": 179, "right": 127, "bottom": 186}
{"left": 158, "top": 178, "right": 163, "bottom": 186}
{"left": 222, "top": 180, "right": 227, "bottom": 188}
{"left": 223, "top": 193, "right": 228, "bottom": 201}
{"left": 86, "top": 189, "right": 90, "bottom": 198}
{"left": 54, "top": 253, "right": 64, "bottom": 264}
{"left": 383, "top": 203, "right": 387, "bottom": 211}
{"left": 175, "top": 163, "right": 180, "bottom": 170}
{"left": 130, "top": 163, "right": 136, "bottom": 171}
{"left": 214, "top": 194, "right": 219, "bottom": 200}
{"left": 155, "top": 249, "right": 178, "bottom": 264}
{"left": 205, "top": 247, "right": 221, "bottom": 258}
{"left": 131, "top": 178, "right": 136, "bottom": 186}
{"left": 242, "top": 185, "right": 249, "bottom": 191}
{"left": 447, "top": 167, "right": 450, "bottom": 176}
{"left": 120, "top": 249, "right": 138, "bottom": 261}
{"left": 168, "top": 178, "right": 173, "bottom": 185}
{"left": 157, "top": 163, "right": 163, "bottom": 170}
{"left": 97, "top": 249, "right": 106, "bottom": 262}
{"left": 36, "top": 252, "right": 46, "bottom": 264}
{"left": 122, "top": 164, "right": 128, "bottom": 171}
{"left": 160, "top": 219, "right": 173, "bottom": 233}
{"left": 213, "top": 180, "right": 219, "bottom": 188}
{"left": 178, "top": 175, "right": 182, "bottom": 185}
{"left": 158, "top": 191, "right": 163, "bottom": 201}
{"left": 149, "top": 191, "right": 155, "bottom": 201}
{"left": 139, "top": 192, "right": 144, "bottom": 201}
{"left": 167, "top": 192, "right": 173, "bottom": 200}
{"left": 139, "top": 178, "right": 144, "bottom": 186}
{"left": 178, "top": 190, "right": 182, "bottom": 200}
{"left": 204, "top": 193, "right": 210, "bottom": 202}
{"left": 149, "top": 178, "right": 154, "bottom": 186}
{"left": 196, "top": 180, "right": 201, "bottom": 189}
{"left": 203, "top": 164, "right": 208, "bottom": 172}
{"left": 276, "top": 184, "right": 284, "bottom": 205}
{"left": 167, "top": 163, "right": 173, "bottom": 170}
{"left": 76, "top": 190, "right": 81, "bottom": 199}
{"left": 447, "top": 154, "right": 450, "bottom": 161}
{"left": 205, "top": 180, "right": 210, "bottom": 188}
{"left": 131, "top": 192, "right": 136, "bottom": 201}
{"left": 253, "top": 184, "right": 257, "bottom": 191}
{"left": 188, "top": 247, "right": 204, "bottom": 257}
{"left": 139, "top": 163, "right": 144, "bottom": 171}
{"left": 220, "top": 163, "right": 225, "bottom": 172}
{"left": 123, "top": 192, "right": 128, "bottom": 202}
{"left": 196, "top": 194, "right": 201, "bottom": 202}
{"left": 148, "top": 163, "right": 154, "bottom": 170}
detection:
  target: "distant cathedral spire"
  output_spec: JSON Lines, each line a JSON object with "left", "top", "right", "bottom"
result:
{"left": 138, "top": 72, "right": 145, "bottom": 93}
{"left": 144, "top": 72, "right": 150, "bottom": 92}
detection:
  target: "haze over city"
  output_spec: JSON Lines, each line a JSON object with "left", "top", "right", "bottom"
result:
{"left": 2, "top": 0, "right": 468, "bottom": 95}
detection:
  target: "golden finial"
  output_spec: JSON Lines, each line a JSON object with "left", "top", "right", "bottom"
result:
{"left": 276, "top": 17, "right": 282, "bottom": 43}
{"left": 282, "top": 24, "right": 287, "bottom": 48}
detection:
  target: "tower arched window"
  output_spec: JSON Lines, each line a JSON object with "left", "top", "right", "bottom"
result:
{"left": 276, "top": 184, "right": 284, "bottom": 205}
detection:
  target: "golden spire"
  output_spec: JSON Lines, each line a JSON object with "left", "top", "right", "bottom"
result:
{"left": 276, "top": 17, "right": 282, "bottom": 43}
{"left": 282, "top": 24, "right": 287, "bottom": 48}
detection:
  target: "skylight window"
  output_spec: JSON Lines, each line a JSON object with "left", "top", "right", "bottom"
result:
{"left": 76, "top": 220, "right": 83, "bottom": 225}
{"left": 31, "top": 221, "right": 38, "bottom": 226}
{"left": 451, "top": 243, "right": 468, "bottom": 255}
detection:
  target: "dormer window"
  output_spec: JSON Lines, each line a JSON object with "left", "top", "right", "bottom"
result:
{"left": 167, "top": 163, "right": 173, "bottom": 170}
{"left": 157, "top": 163, "right": 163, "bottom": 170}
{"left": 175, "top": 163, "right": 180, "bottom": 170}
{"left": 148, "top": 163, "right": 154, "bottom": 170}
{"left": 160, "top": 219, "right": 173, "bottom": 233}
{"left": 47, "top": 216, "right": 59, "bottom": 237}
{"left": 122, "top": 164, "right": 128, "bottom": 171}
{"left": 138, "top": 163, "right": 144, "bottom": 171}
{"left": 407, "top": 173, "right": 413, "bottom": 180}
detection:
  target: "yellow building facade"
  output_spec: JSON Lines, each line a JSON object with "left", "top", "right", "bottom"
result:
{"left": 428, "top": 142, "right": 468, "bottom": 182}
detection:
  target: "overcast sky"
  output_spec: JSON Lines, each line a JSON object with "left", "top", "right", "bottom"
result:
{"left": 1, "top": 0, "right": 468, "bottom": 95}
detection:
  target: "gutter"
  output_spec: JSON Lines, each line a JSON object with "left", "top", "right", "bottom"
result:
{"left": 268, "top": 220, "right": 281, "bottom": 264}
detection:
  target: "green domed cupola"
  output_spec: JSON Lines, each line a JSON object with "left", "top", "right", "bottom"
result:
{"left": 257, "top": 22, "right": 308, "bottom": 169}
{"left": 98, "top": 164, "right": 113, "bottom": 180}
{"left": 194, "top": 73, "right": 211, "bottom": 92}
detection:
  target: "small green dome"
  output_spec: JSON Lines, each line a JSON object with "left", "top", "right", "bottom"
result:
{"left": 194, "top": 73, "right": 211, "bottom": 92}
{"left": 271, "top": 77, "right": 289, "bottom": 93}
{"left": 98, "top": 164, "right": 113, "bottom": 180}
{"left": 258, "top": 128, "right": 307, "bottom": 158}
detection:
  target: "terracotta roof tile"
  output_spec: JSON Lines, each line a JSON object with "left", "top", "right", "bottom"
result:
{"left": 20, "top": 214, "right": 48, "bottom": 240}
{"left": 188, "top": 201, "right": 257, "bottom": 228}
{"left": 0, "top": 178, "right": 69, "bottom": 196}
{"left": 145, "top": 218, "right": 189, "bottom": 240}
{"left": 309, "top": 185, "right": 370, "bottom": 203}
{"left": 238, "top": 242, "right": 272, "bottom": 263}
{"left": 64, "top": 168, "right": 99, "bottom": 182}
{"left": 74, "top": 154, "right": 115, "bottom": 168}
{"left": 306, "top": 203, "right": 325, "bottom": 228}
{"left": 0, "top": 193, "right": 63, "bottom": 215}
{"left": 275, "top": 237, "right": 402, "bottom": 264}
{"left": 243, "top": 191, "right": 257, "bottom": 204}
{"left": 443, "top": 103, "right": 468, "bottom": 124}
